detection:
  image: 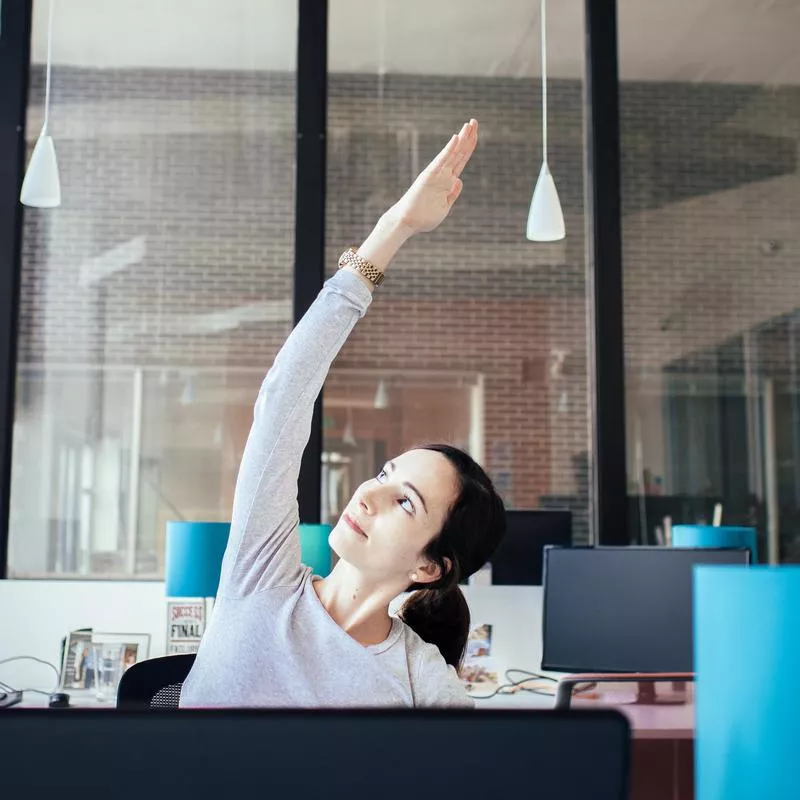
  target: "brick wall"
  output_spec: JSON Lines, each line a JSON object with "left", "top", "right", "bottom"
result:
{"left": 16, "top": 66, "right": 800, "bottom": 553}
{"left": 620, "top": 81, "right": 800, "bottom": 375}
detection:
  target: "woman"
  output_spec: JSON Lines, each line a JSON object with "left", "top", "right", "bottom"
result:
{"left": 180, "top": 119, "right": 506, "bottom": 708}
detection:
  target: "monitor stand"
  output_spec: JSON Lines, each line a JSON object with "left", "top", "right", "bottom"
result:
{"left": 554, "top": 672, "right": 695, "bottom": 709}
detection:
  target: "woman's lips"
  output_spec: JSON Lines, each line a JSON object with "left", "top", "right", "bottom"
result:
{"left": 342, "top": 513, "right": 367, "bottom": 538}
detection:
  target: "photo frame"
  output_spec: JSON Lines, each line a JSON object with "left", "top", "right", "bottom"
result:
{"left": 60, "top": 630, "right": 151, "bottom": 694}
{"left": 91, "top": 631, "right": 151, "bottom": 672}
{"left": 460, "top": 622, "right": 499, "bottom": 694}
{"left": 60, "top": 630, "right": 93, "bottom": 690}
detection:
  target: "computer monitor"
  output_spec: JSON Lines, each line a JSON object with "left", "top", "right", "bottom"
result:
{"left": 489, "top": 509, "right": 572, "bottom": 585}
{"left": 0, "top": 709, "right": 630, "bottom": 800}
{"left": 541, "top": 546, "right": 751, "bottom": 673}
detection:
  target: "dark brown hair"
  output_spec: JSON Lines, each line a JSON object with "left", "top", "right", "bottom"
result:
{"left": 399, "top": 444, "right": 506, "bottom": 668}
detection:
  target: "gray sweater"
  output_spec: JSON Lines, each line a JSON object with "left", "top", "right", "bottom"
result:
{"left": 180, "top": 270, "right": 472, "bottom": 708}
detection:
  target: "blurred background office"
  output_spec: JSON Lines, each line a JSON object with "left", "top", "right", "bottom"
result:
{"left": 2, "top": 0, "right": 799, "bottom": 583}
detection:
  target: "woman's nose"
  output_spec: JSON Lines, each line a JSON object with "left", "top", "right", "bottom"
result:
{"left": 359, "top": 485, "right": 383, "bottom": 515}
{"left": 359, "top": 490, "right": 374, "bottom": 514}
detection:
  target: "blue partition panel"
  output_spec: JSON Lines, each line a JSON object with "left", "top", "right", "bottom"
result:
{"left": 694, "top": 566, "right": 800, "bottom": 800}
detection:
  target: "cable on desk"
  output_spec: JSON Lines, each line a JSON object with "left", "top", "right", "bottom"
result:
{"left": 471, "top": 669, "right": 596, "bottom": 701}
{"left": 470, "top": 668, "right": 555, "bottom": 700}
{"left": 0, "top": 655, "right": 61, "bottom": 692}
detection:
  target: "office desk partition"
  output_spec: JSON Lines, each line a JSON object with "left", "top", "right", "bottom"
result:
{"left": 0, "top": 708, "right": 630, "bottom": 800}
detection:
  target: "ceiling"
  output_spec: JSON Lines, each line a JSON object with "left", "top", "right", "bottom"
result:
{"left": 31, "top": 0, "right": 800, "bottom": 85}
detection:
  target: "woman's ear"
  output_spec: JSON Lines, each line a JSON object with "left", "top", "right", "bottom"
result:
{"left": 415, "top": 557, "right": 452, "bottom": 585}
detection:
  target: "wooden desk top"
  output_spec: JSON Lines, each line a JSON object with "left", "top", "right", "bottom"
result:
{"left": 475, "top": 681, "right": 695, "bottom": 740}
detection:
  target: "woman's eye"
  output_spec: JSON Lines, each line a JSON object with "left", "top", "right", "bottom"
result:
{"left": 399, "top": 497, "right": 414, "bottom": 514}
{"left": 376, "top": 469, "right": 387, "bottom": 482}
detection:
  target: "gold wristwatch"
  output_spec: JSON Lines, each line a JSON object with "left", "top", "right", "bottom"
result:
{"left": 338, "top": 247, "right": 385, "bottom": 287}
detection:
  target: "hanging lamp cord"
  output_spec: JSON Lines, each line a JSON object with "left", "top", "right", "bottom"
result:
{"left": 43, "top": 0, "right": 55, "bottom": 131}
{"left": 540, "top": 0, "right": 548, "bottom": 165}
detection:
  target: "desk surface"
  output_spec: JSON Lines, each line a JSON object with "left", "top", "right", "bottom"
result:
{"left": 474, "top": 682, "right": 695, "bottom": 740}
{"left": 19, "top": 686, "right": 695, "bottom": 739}
{"left": 18, "top": 689, "right": 116, "bottom": 710}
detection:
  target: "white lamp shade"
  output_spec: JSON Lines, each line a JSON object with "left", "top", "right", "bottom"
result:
{"left": 20, "top": 133, "right": 62, "bottom": 208}
{"left": 342, "top": 420, "right": 357, "bottom": 446}
{"left": 180, "top": 377, "right": 196, "bottom": 406}
{"left": 374, "top": 380, "right": 389, "bottom": 410}
{"left": 526, "top": 162, "right": 564, "bottom": 242}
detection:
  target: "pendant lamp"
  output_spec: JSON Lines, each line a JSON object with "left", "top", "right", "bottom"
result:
{"left": 374, "top": 380, "right": 389, "bottom": 410}
{"left": 21, "top": 0, "right": 61, "bottom": 208}
{"left": 526, "top": 0, "right": 564, "bottom": 242}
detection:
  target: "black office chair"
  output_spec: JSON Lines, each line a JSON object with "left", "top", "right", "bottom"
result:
{"left": 116, "top": 654, "right": 196, "bottom": 710}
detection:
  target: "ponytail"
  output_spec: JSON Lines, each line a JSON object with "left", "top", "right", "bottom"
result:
{"left": 400, "top": 585, "right": 470, "bottom": 669}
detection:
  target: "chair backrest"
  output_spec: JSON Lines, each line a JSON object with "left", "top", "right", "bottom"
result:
{"left": 116, "top": 654, "right": 196, "bottom": 710}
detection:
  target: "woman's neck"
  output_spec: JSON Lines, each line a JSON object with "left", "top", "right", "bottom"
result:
{"left": 313, "top": 561, "right": 404, "bottom": 646}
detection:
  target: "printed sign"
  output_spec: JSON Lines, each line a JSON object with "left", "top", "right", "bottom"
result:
{"left": 166, "top": 601, "right": 206, "bottom": 655}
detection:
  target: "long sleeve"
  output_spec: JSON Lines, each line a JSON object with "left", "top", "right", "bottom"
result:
{"left": 410, "top": 639, "right": 475, "bottom": 708}
{"left": 218, "top": 269, "right": 373, "bottom": 596}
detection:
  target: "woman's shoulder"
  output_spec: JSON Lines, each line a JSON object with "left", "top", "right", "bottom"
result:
{"left": 397, "top": 619, "right": 441, "bottom": 664}
{"left": 397, "top": 620, "right": 474, "bottom": 708}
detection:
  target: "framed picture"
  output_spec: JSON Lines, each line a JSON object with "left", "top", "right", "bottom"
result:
{"left": 460, "top": 623, "right": 499, "bottom": 694}
{"left": 60, "top": 630, "right": 93, "bottom": 690}
{"left": 91, "top": 632, "right": 151, "bottom": 672}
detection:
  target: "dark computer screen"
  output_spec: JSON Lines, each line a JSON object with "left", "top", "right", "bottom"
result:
{"left": 542, "top": 546, "right": 751, "bottom": 673}
{"left": 490, "top": 509, "right": 572, "bottom": 585}
{"left": 0, "top": 709, "right": 630, "bottom": 800}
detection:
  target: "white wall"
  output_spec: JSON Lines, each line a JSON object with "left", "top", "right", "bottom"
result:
{"left": 0, "top": 580, "right": 543, "bottom": 692}
{"left": 0, "top": 580, "right": 166, "bottom": 690}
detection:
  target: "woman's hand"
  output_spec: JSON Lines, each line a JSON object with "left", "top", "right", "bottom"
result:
{"left": 389, "top": 119, "right": 478, "bottom": 236}
{"left": 349, "top": 119, "right": 479, "bottom": 289}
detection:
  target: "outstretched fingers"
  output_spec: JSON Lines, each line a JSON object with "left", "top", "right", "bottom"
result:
{"left": 427, "top": 134, "right": 459, "bottom": 175}
{"left": 449, "top": 119, "right": 479, "bottom": 178}
{"left": 427, "top": 119, "right": 479, "bottom": 177}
